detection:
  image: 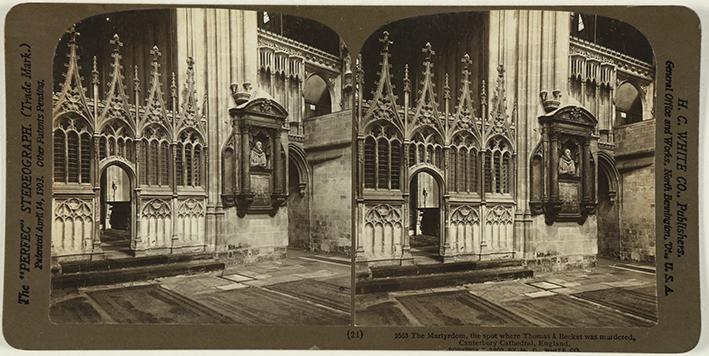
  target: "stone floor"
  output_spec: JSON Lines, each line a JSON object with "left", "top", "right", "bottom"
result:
{"left": 50, "top": 249, "right": 351, "bottom": 325}
{"left": 49, "top": 253, "right": 657, "bottom": 328}
{"left": 355, "top": 259, "right": 657, "bottom": 327}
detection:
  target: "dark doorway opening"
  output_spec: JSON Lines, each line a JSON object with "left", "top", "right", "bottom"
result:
{"left": 100, "top": 164, "right": 133, "bottom": 259}
{"left": 409, "top": 170, "right": 442, "bottom": 264}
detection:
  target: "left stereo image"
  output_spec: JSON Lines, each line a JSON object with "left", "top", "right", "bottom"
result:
{"left": 49, "top": 8, "right": 353, "bottom": 325}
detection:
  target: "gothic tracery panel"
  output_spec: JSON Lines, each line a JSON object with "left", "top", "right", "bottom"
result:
{"left": 363, "top": 121, "right": 402, "bottom": 190}
{"left": 140, "top": 199, "right": 172, "bottom": 248}
{"left": 449, "top": 205, "right": 480, "bottom": 254}
{"left": 484, "top": 205, "right": 514, "bottom": 253}
{"left": 99, "top": 119, "right": 134, "bottom": 162}
{"left": 485, "top": 136, "right": 513, "bottom": 194}
{"left": 409, "top": 126, "right": 444, "bottom": 168}
{"left": 177, "top": 129, "right": 206, "bottom": 188}
{"left": 356, "top": 31, "right": 519, "bottom": 263}
{"left": 140, "top": 124, "right": 171, "bottom": 186}
{"left": 363, "top": 204, "right": 403, "bottom": 258}
{"left": 449, "top": 132, "right": 479, "bottom": 193}
{"left": 54, "top": 115, "right": 93, "bottom": 184}
{"left": 53, "top": 27, "right": 209, "bottom": 258}
{"left": 53, "top": 198, "right": 94, "bottom": 255}
{"left": 176, "top": 198, "right": 206, "bottom": 245}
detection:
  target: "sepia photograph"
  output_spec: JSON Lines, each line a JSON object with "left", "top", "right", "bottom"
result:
{"left": 353, "top": 11, "right": 658, "bottom": 327}
{"left": 1, "top": 2, "right": 704, "bottom": 351}
{"left": 49, "top": 8, "right": 353, "bottom": 325}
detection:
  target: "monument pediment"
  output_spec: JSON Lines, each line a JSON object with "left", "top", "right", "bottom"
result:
{"left": 539, "top": 105, "right": 597, "bottom": 128}
{"left": 230, "top": 84, "right": 288, "bottom": 121}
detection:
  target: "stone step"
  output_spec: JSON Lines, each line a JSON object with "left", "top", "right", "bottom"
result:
{"left": 52, "top": 260, "right": 225, "bottom": 290}
{"left": 356, "top": 266, "right": 533, "bottom": 294}
{"left": 57, "top": 253, "right": 215, "bottom": 274}
{"left": 368, "top": 259, "right": 524, "bottom": 279}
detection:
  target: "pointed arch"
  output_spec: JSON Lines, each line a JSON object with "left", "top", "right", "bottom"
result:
{"left": 597, "top": 151, "right": 620, "bottom": 202}
{"left": 288, "top": 143, "right": 310, "bottom": 194}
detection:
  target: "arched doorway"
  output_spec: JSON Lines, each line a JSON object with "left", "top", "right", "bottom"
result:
{"left": 409, "top": 169, "right": 444, "bottom": 263}
{"left": 303, "top": 74, "right": 332, "bottom": 119}
{"left": 597, "top": 154, "right": 621, "bottom": 260}
{"left": 287, "top": 147, "right": 311, "bottom": 250}
{"left": 99, "top": 162, "right": 135, "bottom": 258}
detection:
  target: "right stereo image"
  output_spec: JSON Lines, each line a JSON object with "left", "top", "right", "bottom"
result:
{"left": 353, "top": 10, "right": 658, "bottom": 327}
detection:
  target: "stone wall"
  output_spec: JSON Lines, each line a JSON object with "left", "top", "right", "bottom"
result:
{"left": 527, "top": 215, "right": 598, "bottom": 271}
{"left": 217, "top": 207, "right": 289, "bottom": 264}
{"left": 619, "top": 165, "right": 655, "bottom": 262}
{"left": 614, "top": 119, "right": 656, "bottom": 263}
{"left": 614, "top": 119, "right": 655, "bottom": 155}
{"left": 304, "top": 110, "right": 352, "bottom": 256}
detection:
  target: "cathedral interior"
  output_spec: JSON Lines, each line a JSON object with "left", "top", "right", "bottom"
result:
{"left": 352, "top": 10, "right": 658, "bottom": 328}
{"left": 51, "top": 9, "right": 353, "bottom": 266}
{"left": 49, "top": 8, "right": 659, "bottom": 327}
{"left": 354, "top": 11, "right": 656, "bottom": 269}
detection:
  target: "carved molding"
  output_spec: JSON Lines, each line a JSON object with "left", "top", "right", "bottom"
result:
{"left": 257, "top": 28, "right": 340, "bottom": 76}
{"left": 450, "top": 205, "right": 480, "bottom": 224}
{"left": 570, "top": 36, "right": 654, "bottom": 81}
{"left": 365, "top": 204, "right": 403, "bottom": 226}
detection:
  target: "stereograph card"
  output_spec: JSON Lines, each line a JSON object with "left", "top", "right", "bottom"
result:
{"left": 1, "top": 2, "right": 702, "bottom": 352}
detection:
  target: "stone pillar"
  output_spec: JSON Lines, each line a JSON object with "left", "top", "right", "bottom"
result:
{"left": 133, "top": 143, "right": 143, "bottom": 250}
{"left": 273, "top": 130, "right": 284, "bottom": 195}
{"left": 176, "top": 8, "right": 258, "bottom": 251}
{"left": 170, "top": 142, "right": 178, "bottom": 251}
{"left": 92, "top": 135, "right": 102, "bottom": 252}
{"left": 479, "top": 150, "right": 487, "bottom": 200}
{"left": 582, "top": 140, "right": 593, "bottom": 203}
{"left": 240, "top": 123, "right": 251, "bottom": 194}
{"left": 549, "top": 133, "right": 560, "bottom": 201}
{"left": 232, "top": 120, "right": 241, "bottom": 194}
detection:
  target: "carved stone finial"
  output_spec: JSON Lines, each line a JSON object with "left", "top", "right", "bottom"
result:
{"left": 67, "top": 25, "right": 80, "bottom": 47}
{"left": 462, "top": 53, "right": 472, "bottom": 66}
{"left": 480, "top": 80, "right": 487, "bottom": 101}
{"left": 133, "top": 65, "right": 140, "bottom": 92}
{"left": 403, "top": 64, "right": 410, "bottom": 94}
{"left": 91, "top": 56, "right": 99, "bottom": 85}
{"left": 422, "top": 42, "right": 435, "bottom": 64}
{"left": 356, "top": 53, "right": 364, "bottom": 86}
{"left": 379, "top": 31, "right": 392, "bottom": 55}
{"left": 110, "top": 34, "right": 123, "bottom": 54}
{"left": 180, "top": 57, "right": 200, "bottom": 117}
{"left": 461, "top": 54, "right": 472, "bottom": 78}
{"left": 170, "top": 72, "right": 177, "bottom": 98}
{"left": 491, "top": 64, "right": 507, "bottom": 120}
{"left": 443, "top": 73, "right": 451, "bottom": 100}
{"left": 150, "top": 45, "right": 161, "bottom": 72}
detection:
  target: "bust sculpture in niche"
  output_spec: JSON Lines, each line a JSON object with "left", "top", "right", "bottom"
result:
{"left": 558, "top": 148, "right": 577, "bottom": 177}
{"left": 250, "top": 140, "right": 268, "bottom": 169}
